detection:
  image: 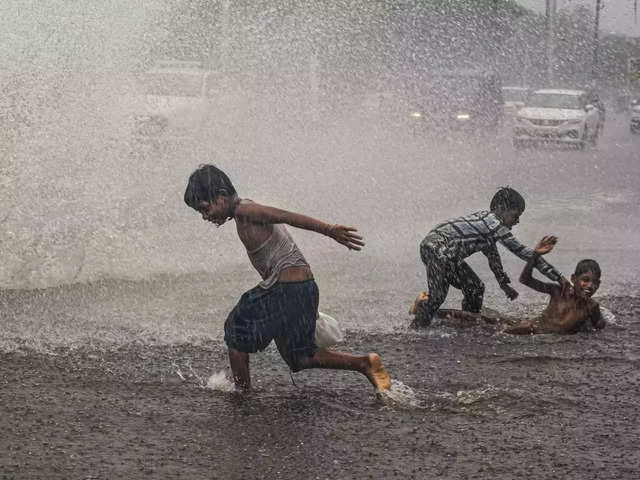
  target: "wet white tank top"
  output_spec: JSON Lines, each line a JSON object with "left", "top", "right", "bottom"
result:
{"left": 246, "top": 223, "right": 309, "bottom": 289}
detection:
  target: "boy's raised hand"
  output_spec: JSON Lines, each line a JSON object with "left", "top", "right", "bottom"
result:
{"left": 535, "top": 236, "right": 558, "bottom": 255}
{"left": 327, "top": 225, "right": 365, "bottom": 251}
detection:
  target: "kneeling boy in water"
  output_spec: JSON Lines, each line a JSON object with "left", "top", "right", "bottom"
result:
{"left": 411, "top": 236, "right": 605, "bottom": 334}
{"left": 414, "top": 187, "right": 569, "bottom": 327}
{"left": 184, "top": 164, "right": 391, "bottom": 391}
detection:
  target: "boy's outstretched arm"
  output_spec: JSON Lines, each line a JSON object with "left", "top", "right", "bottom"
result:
{"left": 235, "top": 201, "right": 365, "bottom": 250}
{"left": 494, "top": 224, "right": 564, "bottom": 284}
{"left": 519, "top": 236, "right": 560, "bottom": 295}
{"left": 483, "top": 244, "right": 518, "bottom": 300}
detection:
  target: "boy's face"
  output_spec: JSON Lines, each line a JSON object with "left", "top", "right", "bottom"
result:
{"left": 500, "top": 209, "right": 522, "bottom": 228}
{"left": 571, "top": 270, "right": 600, "bottom": 299}
{"left": 198, "top": 197, "right": 231, "bottom": 226}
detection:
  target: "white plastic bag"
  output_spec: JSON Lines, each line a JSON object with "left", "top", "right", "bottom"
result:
{"left": 315, "top": 311, "right": 344, "bottom": 349}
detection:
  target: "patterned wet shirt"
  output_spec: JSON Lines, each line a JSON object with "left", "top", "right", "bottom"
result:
{"left": 423, "top": 210, "right": 562, "bottom": 285}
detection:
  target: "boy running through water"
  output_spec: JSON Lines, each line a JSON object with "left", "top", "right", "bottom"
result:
{"left": 184, "top": 164, "right": 391, "bottom": 391}
{"left": 415, "top": 187, "right": 569, "bottom": 327}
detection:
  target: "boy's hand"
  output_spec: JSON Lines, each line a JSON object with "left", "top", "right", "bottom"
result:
{"left": 327, "top": 225, "right": 365, "bottom": 251}
{"left": 501, "top": 284, "right": 519, "bottom": 300}
{"left": 535, "top": 236, "right": 558, "bottom": 255}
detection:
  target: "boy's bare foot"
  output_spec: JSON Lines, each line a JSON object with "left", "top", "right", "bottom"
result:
{"left": 364, "top": 353, "right": 391, "bottom": 391}
{"left": 409, "top": 291, "right": 430, "bottom": 315}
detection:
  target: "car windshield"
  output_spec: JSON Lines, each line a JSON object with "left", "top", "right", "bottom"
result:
{"left": 502, "top": 88, "right": 527, "bottom": 103}
{"left": 529, "top": 93, "right": 581, "bottom": 109}
{"left": 140, "top": 72, "right": 204, "bottom": 97}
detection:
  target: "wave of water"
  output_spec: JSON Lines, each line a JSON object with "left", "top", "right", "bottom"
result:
{"left": 379, "top": 383, "right": 566, "bottom": 415}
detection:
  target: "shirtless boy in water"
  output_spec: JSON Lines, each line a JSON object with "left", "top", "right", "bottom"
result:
{"left": 410, "top": 236, "right": 605, "bottom": 334}
{"left": 505, "top": 236, "right": 604, "bottom": 334}
{"left": 184, "top": 164, "right": 391, "bottom": 391}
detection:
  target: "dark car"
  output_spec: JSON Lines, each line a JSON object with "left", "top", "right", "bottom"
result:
{"left": 404, "top": 69, "right": 504, "bottom": 135}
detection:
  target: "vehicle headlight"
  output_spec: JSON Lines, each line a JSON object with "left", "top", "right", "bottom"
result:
{"left": 456, "top": 113, "right": 471, "bottom": 120}
{"left": 410, "top": 112, "right": 422, "bottom": 118}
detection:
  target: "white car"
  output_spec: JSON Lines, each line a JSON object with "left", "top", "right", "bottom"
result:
{"left": 513, "top": 89, "right": 601, "bottom": 149}
{"left": 132, "top": 60, "right": 214, "bottom": 138}
{"left": 631, "top": 99, "right": 640, "bottom": 134}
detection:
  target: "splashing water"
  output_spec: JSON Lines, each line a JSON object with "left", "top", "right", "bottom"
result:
{"left": 205, "top": 370, "right": 235, "bottom": 392}
{"left": 450, "top": 386, "right": 501, "bottom": 405}
{"left": 380, "top": 382, "right": 509, "bottom": 412}
{"left": 378, "top": 379, "right": 422, "bottom": 409}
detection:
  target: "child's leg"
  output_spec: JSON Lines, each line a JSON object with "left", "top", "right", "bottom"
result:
{"left": 224, "top": 285, "right": 276, "bottom": 391}
{"left": 415, "top": 241, "right": 452, "bottom": 326}
{"left": 296, "top": 350, "right": 391, "bottom": 390}
{"left": 437, "top": 309, "right": 503, "bottom": 329}
{"left": 415, "top": 263, "right": 450, "bottom": 326}
{"left": 449, "top": 261, "right": 485, "bottom": 313}
{"left": 504, "top": 321, "right": 535, "bottom": 335}
{"left": 275, "top": 279, "right": 392, "bottom": 391}
{"left": 228, "top": 348, "right": 251, "bottom": 390}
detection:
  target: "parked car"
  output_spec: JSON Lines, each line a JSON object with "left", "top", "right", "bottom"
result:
{"left": 513, "top": 89, "right": 601, "bottom": 149}
{"left": 404, "top": 69, "right": 504, "bottom": 135}
{"left": 502, "top": 86, "right": 529, "bottom": 119}
{"left": 133, "top": 60, "right": 214, "bottom": 138}
{"left": 631, "top": 98, "right": 640, "bottom": 134}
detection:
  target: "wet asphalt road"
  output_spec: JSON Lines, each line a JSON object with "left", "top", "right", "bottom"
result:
{"left": 1, "top": 113, "right": 639, "bottom": 479}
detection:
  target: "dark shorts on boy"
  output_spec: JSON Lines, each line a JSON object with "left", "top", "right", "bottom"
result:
{"left": 224, "top": 279, "right": 318, "bottom": 371}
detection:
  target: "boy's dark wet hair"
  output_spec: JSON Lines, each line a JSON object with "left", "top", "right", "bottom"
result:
{"left": 490, "top": 187, "right": 525, "bottom": 213}
{"left": 574, "top": 259, "right": 601, "bottom": 278}
{"left": 184, "top": 164, "right": 236, "bottom": 210}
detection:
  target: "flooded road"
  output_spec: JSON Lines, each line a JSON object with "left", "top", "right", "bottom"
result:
{"left": 1, "top": 113, "right": 639, "bottom": 478}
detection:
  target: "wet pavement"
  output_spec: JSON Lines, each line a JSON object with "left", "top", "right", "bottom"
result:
{"left": 2, "top": 114, "right": 640, "bottom": 478}
{"left": 2, "top": 295, "right": 639, "bottom": 479}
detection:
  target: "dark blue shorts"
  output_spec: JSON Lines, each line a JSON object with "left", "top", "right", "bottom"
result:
{"left": 224, "top": 279, "right": 318, "bottom": 371}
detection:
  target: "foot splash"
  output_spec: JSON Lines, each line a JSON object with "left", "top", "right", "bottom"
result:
{"left": 377, "top": 380, "right": 422, "bottom": 409}
{"left": 205, "top": 370, "right": 236, "bottom": 392}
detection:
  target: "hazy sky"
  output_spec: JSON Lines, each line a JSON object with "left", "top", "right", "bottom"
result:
{"left": 518, "top": 0, "right": 640, "bottom": 37}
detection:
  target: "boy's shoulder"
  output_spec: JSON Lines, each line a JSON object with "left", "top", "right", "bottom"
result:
{"left": 452, "top": 210, "right": 497, "bottom": 224}
{"left": 473, "top": 210, "right": 503, "bottom": 230}
{"left": 471, "top": 209, "right": 500, "bottom": 222}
